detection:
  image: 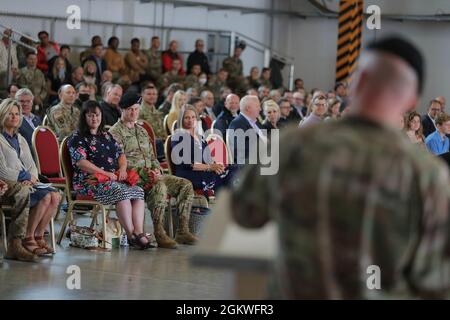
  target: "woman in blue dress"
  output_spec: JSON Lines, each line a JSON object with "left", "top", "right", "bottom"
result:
{"left": 68, "top": 101, "right": 152, "bottom": 249}
{"left": 171, "top": 104, "right": 236, "bottom": 197}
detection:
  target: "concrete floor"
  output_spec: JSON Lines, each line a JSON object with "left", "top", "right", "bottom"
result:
{"left": 0, "top": 211, "right": 234, "bottom": 300}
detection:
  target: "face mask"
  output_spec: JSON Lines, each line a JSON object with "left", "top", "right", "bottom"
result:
{"left": 78, "top": 93, "right": 90, "bottom": 102}
{"left": 199, "top": 78, "right": 207, "bottom": 86}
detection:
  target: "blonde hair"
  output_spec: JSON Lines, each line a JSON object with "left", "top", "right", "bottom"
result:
{"left": 169, "top": 90, "right": 187, "bottom": 113}
{"left": 177, "top": 104, "right": 198, "bottom": 131}
{"left": 52, "top": 56, "right": 66, "bottom": 79}
{"left": 262, "top": 99, "right": 280, "bottom": 121}
{"left": 0, "top": 98, "right": 23, "bottom": 134}
{"left": 83, "top": 60, "right": 97, "bottom": 74}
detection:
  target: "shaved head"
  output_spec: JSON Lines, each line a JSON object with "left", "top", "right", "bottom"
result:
{"left": 350, "top": 51, "right": 418, "bottom": 126}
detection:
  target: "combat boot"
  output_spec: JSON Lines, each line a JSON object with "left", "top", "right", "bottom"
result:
{"left": 153, "top": 208, "right": 178, "bottom": 249}
{"left": 175, "top": 214, "right": 198, "bottom": 245}
{"left": 4, "top": 238, "right": 37, "bottom": 262}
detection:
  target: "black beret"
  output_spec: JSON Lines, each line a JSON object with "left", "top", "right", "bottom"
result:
{"left": 367, "top": 35, "right": 424, "bottom": 94}
{"left": 119, "top": 92, "right": 141, "bottom": 109}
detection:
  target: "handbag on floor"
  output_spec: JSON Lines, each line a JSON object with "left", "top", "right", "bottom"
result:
{"left": 67, "top": 223, "right": 100, "bottom": 249}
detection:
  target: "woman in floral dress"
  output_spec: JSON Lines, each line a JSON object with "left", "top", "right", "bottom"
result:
{"left": 68, "top": 100, "right": 152, "bottom": 249}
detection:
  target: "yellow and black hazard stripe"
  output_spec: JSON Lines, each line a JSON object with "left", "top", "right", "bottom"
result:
{"left": 336, "top": 0, "right": 364, "bottom": 84}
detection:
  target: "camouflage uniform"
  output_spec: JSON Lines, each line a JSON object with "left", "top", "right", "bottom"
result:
{"left": 145, "top": 48, "right": 163, "bottom": 87}
{"left": 259, "top": 78, "right": 272, "bottom": 89}
{"left": 2, "top": 181, "right": 30, "bottom": 241}
{"left": 139, "top": 102, "right": 167, "bottom": 140}
{"left": 208, "top": 75, "right": 226, "bottom": 103}
{"left": 232, "top": 116, "right": 450, "bottom": 299}
{"left": 162, "top": 71, "right": 184, "bottom": 87}
{"left": 222, "top": 56, "right": 244, "bottom": 93}
{"left": 109, "top": 120, "right": 196, "bottom": 247}
{"left": 47, "top": 102, "right": 80, "bottom": 142}
{"left": 16, "top": 67, "right": 47, "bottom": 106}
{"left": 184, "top": 74, "right": 199, "bottom": 90}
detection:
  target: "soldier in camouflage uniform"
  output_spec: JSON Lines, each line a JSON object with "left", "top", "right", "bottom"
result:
{"left": 145, "top": 36, "right": 163, "bottom": 88}
{"left": 47, "top": 84, "right": 80, "bottom": 142}
{"left": 161, "top": 58, "right": 184, "bottom": 88}
{"left": 1, "top": 181, "right": 37, "bottom": 262}
{"left": 208, "top": 68, "right": 229, "bottom": 103}
{"left": 184, "top": 64, "right": 201, "bottom": 89}
{"left": 139, "top": 85, "right": 167, "bottom": 140}
{"left": 232, "top": 36, "right": 450, "bottom": 299}
{"left": 15, "top": 52, "right": 47, "bottom": 114}
{"left": 139, "top": 84, "right": 167, "bottom": 160}
{"left": 222, "top": 47, "right": 245, "bottom": 94}
{"left": 110, "top": 92, "right": 197, "bottom": 249}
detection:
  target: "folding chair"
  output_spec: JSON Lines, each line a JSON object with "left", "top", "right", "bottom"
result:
{"left": 171, "top": 120, "right": 178, "bottom": 134}
{"left": 0, "top": 198, "right": 56, "bottom": 253}
{"left": 137, "top": 120, "right": 169, "bottom": 172}
{"left": 163, "top": 114, "right": 171, "bottom": 136}
{"left": 201, "top": 115, "right": 212, "bottom": 130}
{"left": 164, "top": 135, "right": 210, "bottom": 234}
{"left": 57, "top": 137, "right": 108, "bottom": 248}
{"left": 32, "top": 126, "right": 69, "bottom": 220}
{"left": 205, "top": 133, "right": 233, "bottom": 166}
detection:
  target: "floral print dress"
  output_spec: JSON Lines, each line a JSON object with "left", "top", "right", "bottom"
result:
{"left": 68, "top": 130, "right": 144, "bottom": 205}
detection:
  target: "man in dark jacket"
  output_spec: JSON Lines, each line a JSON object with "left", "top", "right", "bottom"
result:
{"left": 186, "top": 39, "right": 210, "bottom": 75}
{"left": 214, "top": 94, "right": 239, "bottom": 138}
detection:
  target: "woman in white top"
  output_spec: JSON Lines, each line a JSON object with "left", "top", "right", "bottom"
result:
{"left": 0, "top": 98, "right": 60, "bottom": 257}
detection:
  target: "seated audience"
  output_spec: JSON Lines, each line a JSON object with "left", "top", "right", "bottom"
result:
{"left": 171, "top": 104, "right": 236, "bottom": 196}
{"left": 214, "top": 94, "right": 239, "bottom": 139}
{"left": 324, "top": 99, "right": 341, "bottom": 121}
{"left": 138, "top": 84, "right": 167, "bottom": 159}
{"left": 47, "top": 84, "right": 79, "bottom": 142}
{"left": 425, "top": 113, "right": 450, "bottom": 155}
{"left": 47, "top": 56, "right": 71, "bottom": 105}
{"left": 36, "top": 30, "right": 60, "bottom": 74}
{"left": 299, "top": 94, "right": 327, "bottom": 128}
{"left": 422, "top": 99, "right": 442, "bottom": 137}
{"left": 261, "top": 99, "right": 281, "bottom": 134}
{"left": 99, "top": 84, "right": 123, "bottom": 126}
{"left": 162, "top": 40, "right": 185, "bottom": 75}
{"left": 68, "top": 101, "right": 151, "bottom": 249}
{"left": 7, "top": 84, "right": 20, "bottom": 99}
{"left": 166, "top": 90, "right": 187, "bottom": 134}
{"left": 405, "top": 111, "right": 425, "bottom": 145}
{"left": 0, "top": 98, "right": 60, "bottom": 258}
{"left": 109, "top": 93, "right": 197, "bottom": 248}
{"left": 16, "top": 88, "right": 42, "bottom": 149}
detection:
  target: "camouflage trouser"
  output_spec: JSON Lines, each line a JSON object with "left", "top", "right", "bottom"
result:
{"left": 2, "top": 181, "right": 31, "bottom": 241}
{"left": 146, "top": 175, "right": 194, "bottom": 223}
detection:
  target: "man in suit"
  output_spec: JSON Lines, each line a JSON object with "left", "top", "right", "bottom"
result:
{"left": 228, "top": 95, "right": 266, "bottom": 166}
{"left": 16, "top": 88, "right": 42, "bottom": 149}
{"left": 291, "top": 91, "right": 307, "bottom": 122}
{"left": 422, "top": 99, "right": 442, "bottom": 137}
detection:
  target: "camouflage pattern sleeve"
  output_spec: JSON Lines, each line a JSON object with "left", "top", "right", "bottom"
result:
{"left": 402, "top": 159, "right": 450, "bottom": 298}
{"left": 231, "top": 163, "right": 273, "bottom": 229}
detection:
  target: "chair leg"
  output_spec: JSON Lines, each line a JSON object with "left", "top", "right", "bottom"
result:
{"left": 100, "top": 206, "right": 107, "bottom": 249}
{"left": 90, "top": 205, "right": 99, "bottom": 229}
{"left": 54, "top": 187, "right": 68, "bottom": 221}
{"left": 57, "top": 201, "right": 74, "bottom": 245}
{"left": 0, "top": 209, "right": 7, "bottom": 252}
{"left": 49, "top": 216, "right": 56, "bottom": 253}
